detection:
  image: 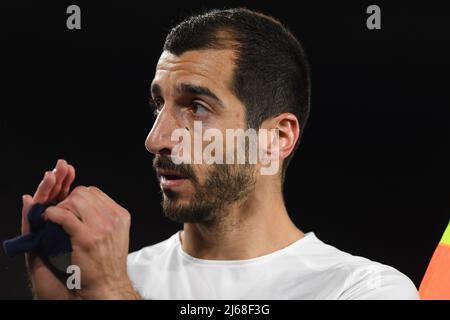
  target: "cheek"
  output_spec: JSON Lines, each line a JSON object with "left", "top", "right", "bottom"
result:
{"left": 225, "top": 111, "right": 246, "bottom": 127}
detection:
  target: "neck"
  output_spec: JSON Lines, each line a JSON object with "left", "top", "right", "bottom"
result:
{"left": 180, "top": 179, "right": 304, "bottom": 260}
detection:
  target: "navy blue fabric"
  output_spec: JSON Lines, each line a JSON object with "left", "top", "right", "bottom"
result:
{"left": 2, "top": 204, "right": 72, "bottom": 258}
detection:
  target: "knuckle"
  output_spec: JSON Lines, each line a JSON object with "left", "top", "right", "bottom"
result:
{"left": 111, "top": 215, "right": 121, "bottom": 226}
{"left": 82, "top": 236, "right": 96, "bottom": 249}
{"left": 59, "top": 198, "right": 74, "bottom": 209}
{"left": 72, "top": 185, "right": 87, "bottom": 196}
{"left": 102, "top": 224, "right": 114, "bottom": 235}
{"left": 93, "top": 233, "right": 105, "bottom": 245}
{"left": 113, "top": 209, "right": 131, "bottom": 226}
{"left": 65, "top": 192, "right": 82, "bottom": 204}
{"left": 121, "top": 210, "right": 131, "bottom": 223}
{"left": 87, "top": 186, "right": 101, "bottom": 193}
{"left": 118, "top": 208, "right": 130, "bottom": 218}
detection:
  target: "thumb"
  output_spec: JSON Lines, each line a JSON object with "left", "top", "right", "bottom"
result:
{"left": 21, "top": 194, "right": 34, "bottom": 234}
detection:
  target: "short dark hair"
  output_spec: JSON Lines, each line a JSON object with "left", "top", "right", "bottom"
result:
{"left": 164, "top": 8, "right": 311, "bottom": 182}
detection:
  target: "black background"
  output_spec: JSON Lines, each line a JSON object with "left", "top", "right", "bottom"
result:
{"left": 0, "top": 1, "right": 449, "bottom": 299}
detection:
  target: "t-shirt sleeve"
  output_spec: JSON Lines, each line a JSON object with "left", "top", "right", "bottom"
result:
{"left": 338, "top": 265, "right": 420, "bottom": 300}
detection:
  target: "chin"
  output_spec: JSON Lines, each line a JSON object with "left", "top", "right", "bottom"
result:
{"left": 162, "top": 191, "right": 190, "bottom": 205}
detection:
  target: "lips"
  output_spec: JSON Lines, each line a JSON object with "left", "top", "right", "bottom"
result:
{"left": 156, "top": 169, "right": 191, "bottom": 189}
{"left": 157, "top": 169, "right": 189, "bottom": 180}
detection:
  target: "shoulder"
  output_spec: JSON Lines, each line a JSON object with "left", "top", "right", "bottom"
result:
{"left": 127, "top": 231, "right": 180, "bottom": 266}
{"left": 297, "top": 233, "right": 419, "bottom": 300}
{"left": 336, "top": 260, "right": 419, "bottom": 300}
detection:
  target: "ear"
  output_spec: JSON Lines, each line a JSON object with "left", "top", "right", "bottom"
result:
{"left": 260, "top": 113, "right": 300, "bottom": 162}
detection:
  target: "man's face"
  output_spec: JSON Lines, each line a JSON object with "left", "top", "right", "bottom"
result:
{"left": 146, "top": 49, "right": 257, "bottom": 223}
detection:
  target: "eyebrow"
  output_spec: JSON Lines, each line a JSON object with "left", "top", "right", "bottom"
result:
{"left": 177, "top": 83, "right": 223, "bottom": 107}
{"left": 150, "top": 82, "right": 224, "bottom": 108}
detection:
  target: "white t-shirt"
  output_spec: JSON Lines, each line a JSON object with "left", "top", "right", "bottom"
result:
{"left": 127, "top": 231, "right": 419, "bottom": 300}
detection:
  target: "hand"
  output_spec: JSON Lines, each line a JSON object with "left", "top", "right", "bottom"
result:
{"left": 42, "top": 186, "right": 140, "bottom": 299}
{"left": 22, "top": 159, "right": 78, "bottom": 299}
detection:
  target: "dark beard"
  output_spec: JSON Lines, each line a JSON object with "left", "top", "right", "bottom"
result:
{"left": 153, "top": 156, "right": 256, "bottom": 224}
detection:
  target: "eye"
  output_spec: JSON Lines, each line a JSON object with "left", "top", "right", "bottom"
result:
{"left": 191, "top": 101, "right": 209, "bottom": 116}
{"left": 150, "top": 97, "right": 164, "bottom": 117}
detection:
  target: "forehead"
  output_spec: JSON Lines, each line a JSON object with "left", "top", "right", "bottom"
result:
{"left": 153, "top": 49, "right": 236, "bottom": 93}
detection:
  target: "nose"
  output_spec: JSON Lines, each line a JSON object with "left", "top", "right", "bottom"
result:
{"left": 145, "top": 106, "right": 181, "bottom": 156}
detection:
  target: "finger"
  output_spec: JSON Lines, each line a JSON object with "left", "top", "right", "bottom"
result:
{"left": 21, "top": 194, "right": 33, "bottom": 234}
{"left": 47, "top": 159, "right": 69, "bottom": 202}
{"left": 58, "top": 186, "right": 111, "bottom": 227}
{"left": 57, "top": 201, "right": 83, "bottom": 222}
{"left": 33, "top": 171, "right": 56, "bottom": 204}
{"left": 85, "top": 186, "right": 127, "bottom": 221}
{"left": 56, "top": 164, "right": 76, "bottom": 202}
{"left": 87, "top": 187, "right": 130, "bottom": 227}
{"left": 86, "top": 187, "right": 113, "bottom": 209}
{"left": 42, "top": 206, "right": 86, "bottom": 236}
{"left": 21, "top": 194, "right": 34, "bottom": 217}
{"left": 87, "top": 186, "right": 127, "bottom": 213}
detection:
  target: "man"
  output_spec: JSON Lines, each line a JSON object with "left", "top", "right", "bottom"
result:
{"left": 21, "top": 8, "right": 419, "bottom": 299}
